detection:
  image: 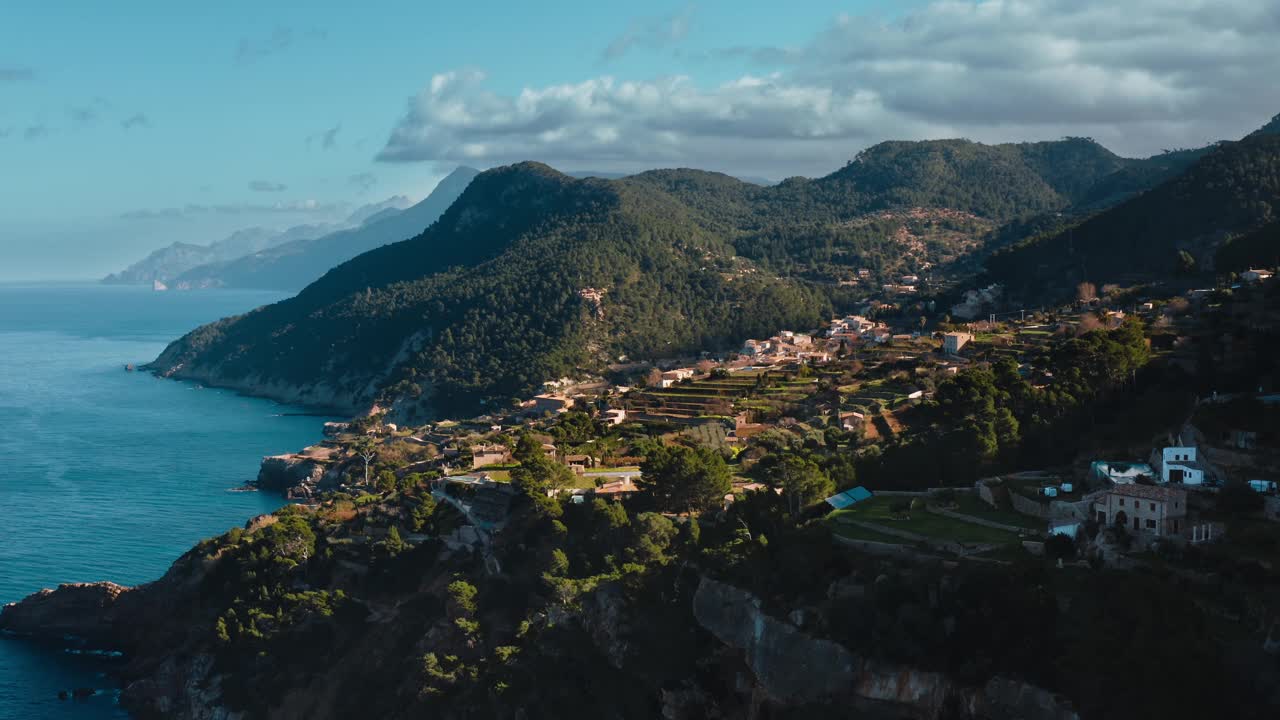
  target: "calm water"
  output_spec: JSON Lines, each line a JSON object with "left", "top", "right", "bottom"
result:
{"left": 0, "top": 284, "right": 334, "bottom": 719}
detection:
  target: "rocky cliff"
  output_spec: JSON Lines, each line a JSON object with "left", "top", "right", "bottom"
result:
{"left": 692, "top": 576, "right": 1079, "bottom": 720}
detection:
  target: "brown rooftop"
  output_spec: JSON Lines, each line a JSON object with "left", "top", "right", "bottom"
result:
{"left": 1110, "top": 484, "right": 1186, "bottom": 502}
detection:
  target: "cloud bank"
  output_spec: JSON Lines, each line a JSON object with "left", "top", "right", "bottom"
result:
{"left": 378, "top": 0, "right": 1280, "bottom": 177}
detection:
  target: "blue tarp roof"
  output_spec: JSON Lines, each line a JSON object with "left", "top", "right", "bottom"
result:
{"left": 825, "top": 486, "right": 873, "bottom": 509}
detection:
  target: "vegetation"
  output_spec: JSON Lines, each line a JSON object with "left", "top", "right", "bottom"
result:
{"left": 987, "top": 132, "right": 1280, "bottom": 300}
{"left": 154, "top": 136, "right": 1198, "bottom": 418}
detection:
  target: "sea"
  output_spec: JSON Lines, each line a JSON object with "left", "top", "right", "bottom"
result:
{"left": 0, "top": 283, "right": 335, "bottom": 720}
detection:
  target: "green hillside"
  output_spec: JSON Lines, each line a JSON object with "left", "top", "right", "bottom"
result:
{"left": 150, "top": 137, "right": 1194, "bottom": 418}
{"left": 985, "top": 133, "right": 1280, "bottom": 298}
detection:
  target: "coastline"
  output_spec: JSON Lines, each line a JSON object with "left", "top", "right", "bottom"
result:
{"left": 142, "top": 362, "right": 363, "bottom": 418}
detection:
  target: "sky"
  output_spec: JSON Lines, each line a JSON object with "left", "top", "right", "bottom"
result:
{"left": 2, "top": 0, "right": 1279, "bottom": 280}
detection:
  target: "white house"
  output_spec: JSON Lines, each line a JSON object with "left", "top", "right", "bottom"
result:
{"left": 1162, "top": 447, "right": 1206, "bottom": 485}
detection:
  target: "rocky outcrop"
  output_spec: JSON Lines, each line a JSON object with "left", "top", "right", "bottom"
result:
{"left": 0, "top": 582, "right": 132, "bottom": 645}
{"left": 255, "top": 444, "right": 344, "bottom": 498}
{"left": 0, "top": 540, "right": 248, "bottom": 718}
{"left": 693, "top": 576, "right": 1079, "bottom": 720}
{"left": 257, "top": 453, "right": 326, "bottom": 493}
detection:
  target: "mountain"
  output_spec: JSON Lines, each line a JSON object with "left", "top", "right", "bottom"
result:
{"left": 149, "top": 137, "right": 1178, "bottom": 418}
{"left": 1247, "top": 112, "right": 1280, "bottom": 139}
{"left": 149, "top": 163, "right": 829, "bottom": 416}
{"left": 170, "top": 167, "right": 480, "bottom": 291}
{"left": 569, "top": 169, "right": 776, "bottom": 186}
{"left": 985, "top": 128, "right": 1280, "bottom": 299}
{"left": 104, "top": 226, "right": 329, "bottom": 285}
{"left": 103, "top": 197, "right": 416, "bottom": 287}
{"left": 103, "top": 242, "right": 223, "bottom": 285}
{"left": 345, "top": 195, "right": 413, "bottom": 225}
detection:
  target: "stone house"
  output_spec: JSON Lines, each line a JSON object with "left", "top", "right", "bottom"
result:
{"left": 470, "top": 444, "right": 512, "bottom": 469}
{"left": 1094, "top": 485, "right": 1193, "bottom": 538}
{"left": 943, "top": 332, "right": 973, "bottom": 354}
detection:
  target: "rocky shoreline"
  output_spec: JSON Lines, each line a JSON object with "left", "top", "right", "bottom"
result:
{"left": 143, "top": 355, "right": 363, "bottom": 418}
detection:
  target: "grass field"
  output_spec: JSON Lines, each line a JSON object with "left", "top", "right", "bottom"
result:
{"left": 947, "top": 494, "right": 1044, "bottom": 530}
{"left": 828, "top": 520, "right": 913, "bottom": 544}
{"left": 829, "top": 497, "right": 1020, "bottom": 545}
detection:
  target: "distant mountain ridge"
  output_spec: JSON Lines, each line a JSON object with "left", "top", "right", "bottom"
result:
{"left": 102, "top": 197, "right": 414, "bottom": 286}
{"left": 170, "top": 167, "right": 480, "bottom": 291}
{"left": 986, "top": 114, "right": 1280, "bottom": 298}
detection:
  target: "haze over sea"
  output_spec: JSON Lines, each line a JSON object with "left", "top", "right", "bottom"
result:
{"left": 0, "top": 283, "right": 334, "bottom": 720}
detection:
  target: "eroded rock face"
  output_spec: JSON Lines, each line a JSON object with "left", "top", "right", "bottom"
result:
{"left": 692, "top": 576, "right": 1079, "bottom": 720}
{"left": 0, "top": 582, "right": 131, "bottom": 645}
{"left": 693, "top": 576, "right": 855, "bottom": 704}
{"left": 256, "top": 454, "right": 325, "bottom": 493}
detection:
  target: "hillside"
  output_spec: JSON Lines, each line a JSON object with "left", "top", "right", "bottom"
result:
{"left": 148, "top": 138, "right": 1193, "bottom": 418}
{"left": 149, "top": 163, "right": 829, "bottom": 417}
{"left": 171, "top": 167, "right": 480, "bottom": 291}
{"left": 1216, "top": 219, "right": 1280, "bottom": 271}
{"left": 986, "top": 131, "right": 1280, "bottom": 299}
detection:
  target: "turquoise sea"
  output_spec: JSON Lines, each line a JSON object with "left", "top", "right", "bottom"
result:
{"left": 0, "top": 284, "right": 334, "bottom": 719}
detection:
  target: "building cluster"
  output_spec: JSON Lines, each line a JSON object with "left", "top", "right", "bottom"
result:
{"left": 740, "top": 330, "right": 828, "bottom": 363}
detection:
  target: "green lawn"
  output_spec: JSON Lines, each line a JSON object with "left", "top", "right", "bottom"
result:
{"left": 829, "top": 497, "right": 1020, "bottom": 545}
{"left": 828, "top": 520, "right": 912, "bottom": 545}
{"left": 585, "top": 465, "right": 639, "bottom": 474}
{"left": 947, "top": 494, "right": 1044, "bottom": 531}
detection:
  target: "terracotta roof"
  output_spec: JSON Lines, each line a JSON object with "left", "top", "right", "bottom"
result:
{"left": 1110, "top": 484, "right": 1186, "bottom": 502}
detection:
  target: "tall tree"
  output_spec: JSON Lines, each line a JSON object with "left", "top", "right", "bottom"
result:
{"left": 639, "top": 445, "right": 732, "bottom": 513}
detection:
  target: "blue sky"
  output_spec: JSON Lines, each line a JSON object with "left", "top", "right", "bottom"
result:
{"left": 2, "top": 0, "right": 1278, "bottom": 279}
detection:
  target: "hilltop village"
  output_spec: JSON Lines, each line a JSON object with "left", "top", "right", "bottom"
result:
{"left": 267, "top": 268, "right": 1280, "bottom": 583}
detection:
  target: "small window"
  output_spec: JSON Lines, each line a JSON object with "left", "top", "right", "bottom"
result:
{"left": 1146, "top": 519, "right": 1156, "bottom": 529}
{"left": 1150, "top": 503, "right": 1156, "bottom": 511}
{"left": 1119, "top": 498, "right": 1125, "bottom": 506}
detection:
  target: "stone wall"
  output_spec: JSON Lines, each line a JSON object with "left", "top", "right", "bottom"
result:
{"left": 1010, "top": 492, "right": 1051, "bottom": 519}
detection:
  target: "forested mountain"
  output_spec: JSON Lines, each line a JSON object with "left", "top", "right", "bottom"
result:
{"left": 150, "top": 163, "right": 829, "bottom": 416}
{"left": 985, "top": 128, "right": 1280, "bottom": 299}
{"left": 171, "top": 167, "right": 480, "bottom": 291}
{"left": 149, "top": 137, "right": 1210, "bottom": 417}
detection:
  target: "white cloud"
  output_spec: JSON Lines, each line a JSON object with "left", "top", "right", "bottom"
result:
{"left": 378, "top": 0, "right": 1280, "bottom": 177}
